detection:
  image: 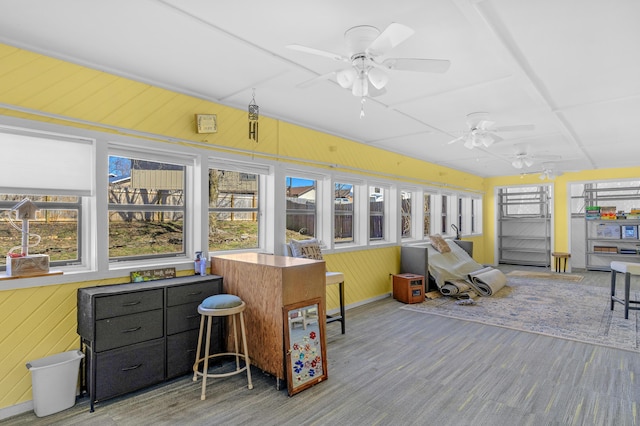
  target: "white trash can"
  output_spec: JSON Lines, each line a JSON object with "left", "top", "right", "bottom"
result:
{"left": 26, "top": 350, "right": 85, "bottom": 417}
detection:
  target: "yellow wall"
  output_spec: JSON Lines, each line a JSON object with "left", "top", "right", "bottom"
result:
{"left": 0, "top": 44, "right": 483, "bottom": 411}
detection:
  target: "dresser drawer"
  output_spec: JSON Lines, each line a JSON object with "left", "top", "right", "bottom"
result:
{"left": 167, "top": 329, "right": 199, "bottom": 378}
{"left": 95, "top": 309, "right": 163, "bottom": 352}
{"left": 167, "top": 280, "right": 220, "bottom": 307}
{"left": 167, "top": 301, "right": 202, "bottom": 335}
{"left": 95, "top": 289, "right": 163, "bottom": 319}
{"left": 167, "top": 328, "right": 222, "bottom": 378}
{"left": 94, "top": 339, "right": 165, "bottom": 401}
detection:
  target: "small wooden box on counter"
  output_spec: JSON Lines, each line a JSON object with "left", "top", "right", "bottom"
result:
{"left": 393, "top": 273, "right": 424, "bottom": 304}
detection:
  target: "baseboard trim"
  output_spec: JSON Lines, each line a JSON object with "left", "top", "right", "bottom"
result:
{"left": 0, "top": 400, "right": 33, "bottom": 421}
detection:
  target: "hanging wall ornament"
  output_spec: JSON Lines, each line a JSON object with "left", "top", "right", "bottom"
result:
{"left": 248, "top": 89, "right": 259, "bottom": 143}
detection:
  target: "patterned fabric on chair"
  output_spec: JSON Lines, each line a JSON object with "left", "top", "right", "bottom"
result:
{"left": 289, "top": 238, "right": 324, "bottom": 260}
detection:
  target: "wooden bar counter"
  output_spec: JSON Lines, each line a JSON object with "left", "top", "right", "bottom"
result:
{"left": 211, "top": 253, "right": 326, "bottom": 383}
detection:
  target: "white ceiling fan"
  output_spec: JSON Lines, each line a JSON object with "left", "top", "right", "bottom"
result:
{"left": 539, "top": 164, "right": 563, "bottom": 180}
{"left": 287, "top": 23, "right": 450, "bottom": 98}
{"left": 510, "top": 152, "right": 560, "bottom": 169}
{"left": 517, "top": 162, "right": 564, "bottom": 180}
{"left": 448, "top": 112, "right": 535, "bottom": 149}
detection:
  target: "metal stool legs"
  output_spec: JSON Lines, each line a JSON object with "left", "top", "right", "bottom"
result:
{"left": 192, "top": 302, "right": 253, "bottom": 400}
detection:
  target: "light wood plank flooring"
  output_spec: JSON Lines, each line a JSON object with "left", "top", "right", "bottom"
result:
{"left": 5, "top": 266, "right": 640, "bottom": 425}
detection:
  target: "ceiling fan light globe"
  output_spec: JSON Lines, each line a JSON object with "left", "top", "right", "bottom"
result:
{"left": 367, "top": 68, "right": 389, "bottom": 90}
{"left": 524, "top": 158, "right": 534, "bottom": 167}
{"left": 512, "top": 159, "right": 523, "bottom": 169}
{"left": 336, "top": 68, "right": 356, "bottom": 88}
{"left": 480, "top": 136, "right": 494, "bottom": 147}
{"left": 463, "top": 139, "right": 474, "bottom": 150}
{"left": 352, "top": 76, "right": 368, "bottom": 97}
{"left": 471, "top": 135, "right": 484, "bottom": 147}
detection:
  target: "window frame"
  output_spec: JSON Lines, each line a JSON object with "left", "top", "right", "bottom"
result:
{"left": 368, "top": 184, "right": 389, "bottom": 243}
{"left": 0, "top": 195, "right": 83, "bottom": 270}
{"left": 284, "top": 171, "right": 321, "bottom": 243}
{"left": 107, "top": 146, "right": 192, "bottom": 263}
{"left": 333, "top": 180, "right": 355, "bottom": 245}
{"left": 207, "top": 163, "right": 263, "bottom": 253}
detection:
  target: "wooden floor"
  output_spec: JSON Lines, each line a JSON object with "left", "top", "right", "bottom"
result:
{"left": 6, "top": 266, "right": 640, "bottom": 425}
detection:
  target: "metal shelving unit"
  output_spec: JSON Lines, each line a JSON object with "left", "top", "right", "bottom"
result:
{"left": 584, "top": 185, "right": 640, "bottom": 271}
{"left": 498, "top": 187, "right": 551, "bottom": 267}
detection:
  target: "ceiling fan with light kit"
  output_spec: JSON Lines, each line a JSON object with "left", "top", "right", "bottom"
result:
{"left": 510, "top": 152, "right": 560, "bottom": 169}
{"left": 517, "top": 162, "right": 564, "bottom": 180}
{"left": 448, "top": 112, "right": 535, "bottom": 149}
{"left": 287, "top": 23, "right": 450, "bottom": 116}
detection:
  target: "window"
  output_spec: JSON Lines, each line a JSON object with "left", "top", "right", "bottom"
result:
{"left": 501, "top": 186, "right": 549, "bottom": 217}
{"left": 334, "top": 182, "right": 353, "bottom": 244}
{"left": 441, "top": 195, "right": 449, "bottom": 234}
{"left": 208, "top": 169, "right": 259, "bottom": 251}
{"left": 471, "top": 198, "right": 482, "bottom": 234}
{"left": 286, "top": 176, "right": 316, "bottom": 241}
{"left": 108, "top": 155, "right": 186, "bottom": 260}
{"left": 0, "top": 195, "right": 81, "bottom": 269}
{"left": 0, "top": 128, "right": 92, "bottom": 270}
{"left": 401, "top": 191, "right": 412, "bottom": 238}
{"left": 423, "top": 193, "right": 432, "bottom": 237}
{"left": 584, "top": 181, "right": 640, "bottom": 213}
{"left": 457, "top": 197, "right": 463, "bottom": 234}
{"left": 369, "top": 186, "right": 385, "bottom": 240}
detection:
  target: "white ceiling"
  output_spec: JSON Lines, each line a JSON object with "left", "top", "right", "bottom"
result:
{"left": 0, "top": 0, "right": 638, "bottom": 177}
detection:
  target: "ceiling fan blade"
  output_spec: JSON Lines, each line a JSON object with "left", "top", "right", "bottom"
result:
{"left": 448, "top": 135, "right": 465, "bottom": 145}
{"left": 483, "top": 133, "right": 503, "bottom": 147}
{"left": 381, "top": 57, "right": 450, "bottom": 73}
{"left": 286, "top": 44, "right": 348, "bottom": 62}
{"left": 336, "top": 68, "right": 356, "bottom": 88}
{"left": 366, "top": 23, "right": 414, "bottom": 56}
{"left": 494, "top": 124, "right": 535, "bottom": 132}
{"left": 296, "top": 71, "right": 336, "bottom": 88}
{"left": 465, "top": 112, "right": 490, "bottom": 128}
{"left": 475, "top": 120, "right": 495, "bottom": 131}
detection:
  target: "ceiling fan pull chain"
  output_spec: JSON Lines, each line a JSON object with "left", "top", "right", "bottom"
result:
{"left": 360, "top": 97, "right": 366, "bottom": 119}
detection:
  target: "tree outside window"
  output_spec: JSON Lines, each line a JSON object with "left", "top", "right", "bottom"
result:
{"left": 423, "top": 193, "right": 432, "bottom": 237}
{"left": 208, "top": 169, "right": 259, "bottom": 251}
{"left": 401, "top": 191, "right": 412, "bottom": 238}
{"left": 108, "top": 156, "right": 186, "bottom": 260}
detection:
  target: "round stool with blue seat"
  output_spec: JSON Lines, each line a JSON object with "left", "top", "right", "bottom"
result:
{"left": 192, "top": 294, "right": 253, "bottom": 400}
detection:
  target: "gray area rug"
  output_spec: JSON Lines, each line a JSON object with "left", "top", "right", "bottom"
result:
{"left": 401, "top": 276, "right": 640, "bottom": 352}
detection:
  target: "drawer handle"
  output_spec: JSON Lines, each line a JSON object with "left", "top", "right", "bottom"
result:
{"left": 187, "top": 291, "right": 203, "bottom": 296}
{"left": 121, "top": 364, "right": 142, "bottom": 371}
{"left": 186, "top": 348, "right": 196, "bottom": 354}
{"left": 186, "top": 314, "right": 200, "bottom": 319}
{"left": 122, "top": 326, "right": 142, "bottom": 333}
{"left": 122, "top": 301, "right": 141, "bottom": 307}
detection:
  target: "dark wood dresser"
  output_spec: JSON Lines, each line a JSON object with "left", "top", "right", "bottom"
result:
{"left": 77, "top": 275, "right": 222, "bottom": 411}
